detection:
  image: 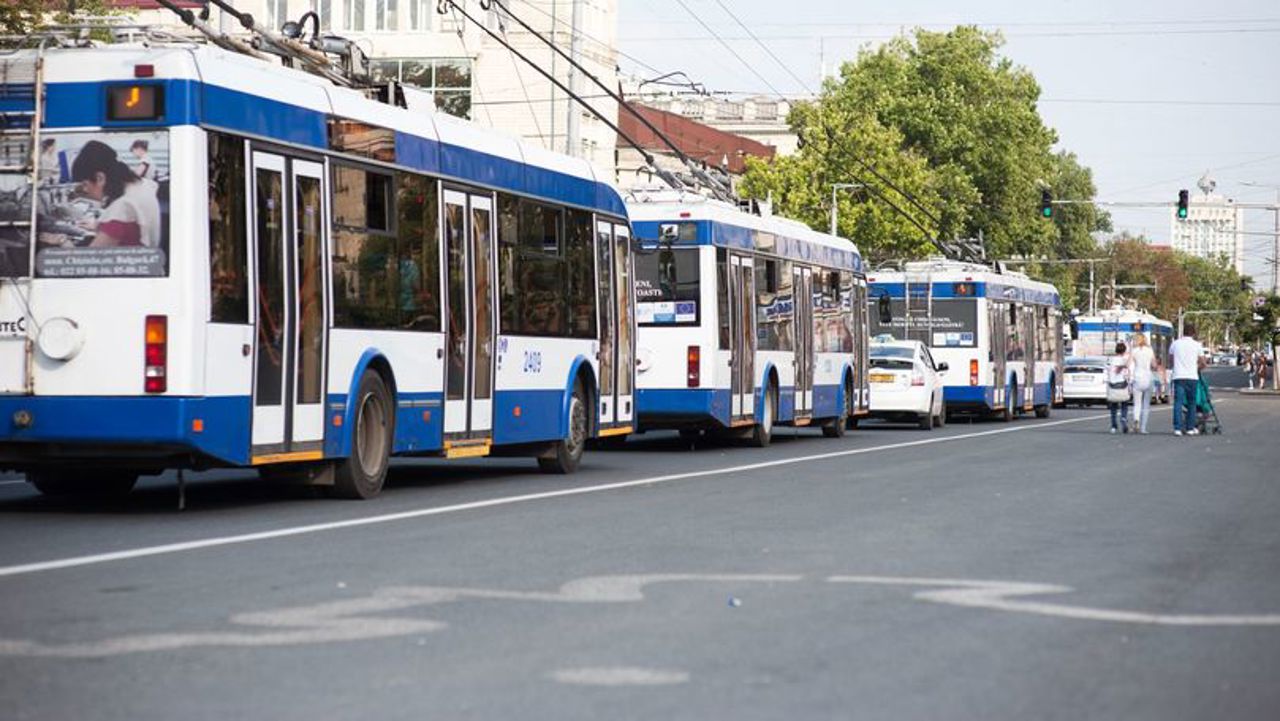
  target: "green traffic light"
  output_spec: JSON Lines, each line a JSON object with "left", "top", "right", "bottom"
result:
{"left": 1177, "top": 208, "right": 1188, "bottom": 219}
{"left": 1042, "top": 207, "right": 1052, "bottom": 218}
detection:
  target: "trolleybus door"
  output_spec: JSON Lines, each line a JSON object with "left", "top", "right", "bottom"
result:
{"left": 443, "top": 190, "right": 496, "bottom": 438}
{"left": 728, "top": 253, "right": 755, "bottom": 420}
{"left": 595, "top": 221, "right": 636, "bottom": 429}
{"left": 793, "top": 265, "right": 814, "bottom": 418}
{"left": 1021, "top": 305, "right": 1037, "bottom": 410}
{"left": 249, "top": 152, "right": 327, "bottom": 456}
{"left": 613, "top": 224, "right": 635, "bottom": 425}
{"left": 595, "top": 221, "right": 615, "bottom": 426}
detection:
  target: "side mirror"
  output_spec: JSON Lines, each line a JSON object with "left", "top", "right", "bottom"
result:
{"left": 877, "top": 294, "right": 892, "bottom": 325}
{"left": 937, "top": 362, "right": 949, "bottom": 373}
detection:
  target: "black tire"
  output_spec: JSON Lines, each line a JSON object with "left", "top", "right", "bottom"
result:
{"left": 27, "top": 469, "right": 137, "bottom": 498}
{"left": 748, "top": 383, "right": 776, "bottom": 448}
{"left": 823, "top": 381, "right": 853, "bottom": 438}
{"left": 539, "top": 382, "right": 589, "bottom": 474}
{"left": 918, "top": 404, "right": 933, "bottom": 431}
{"left": 1034, "top": 382, "right": 1051, "bottom": 418}
{"left": 330, "top": 370, "right": 394, "bottom": 500}
{"left": 934, "top": 400, "right": 947, "bottom": 428}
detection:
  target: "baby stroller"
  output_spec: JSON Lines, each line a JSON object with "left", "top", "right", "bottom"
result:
{"left": 1195, "top": 375, "right": 1223, "bottom": 435}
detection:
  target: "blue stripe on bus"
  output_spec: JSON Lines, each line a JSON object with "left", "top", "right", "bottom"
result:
{"left": 636, "top": 388, "right": 731, "bottom": 427}
{"left": 39, "top": 79, "right": 625, "bottom": 217}
{"left": 632, "top": 220, "right": 863, "bottom": 272}
{"left": 493, "top": 388, "right": 569, "bottom": 445}
{"left": 1076, "top": 322, "right": 1172, "bottom": 334}
{"left": 944, "top": 385, "right": 996, "bottom": 407}
{"left": 0, "top": 395, "right": 251, "bottom": 466}
{"left": 870, "top": 281, "right": 1060, "bottom": 306}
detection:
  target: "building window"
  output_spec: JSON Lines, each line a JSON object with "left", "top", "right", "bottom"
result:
{"left": 371, "top": 57, "right": 472, "bottom": 119}
{"left": 346, "top": 0, "right": 365, "bottom": 31}
{"left": 755, "top": 102, "right": 778, "bottom": 120}
{"left": 375, "top": 0, "right": 399, "bottom": 30}
{"left": 266, "top": 0, "right": 289, "bottom": 30}
{"left": 718, "top": 101, "right": 743, "bottom": 120}
{"left": 408, "top": 0, "right": 430, "bottom": 30}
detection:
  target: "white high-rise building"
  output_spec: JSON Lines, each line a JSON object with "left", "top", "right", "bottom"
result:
{"left": 1169, "top": 174, "right": 1245, "bottom": 273}
{"left": 114, "top": 0, "right": 619, "bottom": 174}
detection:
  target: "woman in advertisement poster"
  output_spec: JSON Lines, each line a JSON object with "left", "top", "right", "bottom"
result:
{"left": 70, "top": 140, "right": 161, "bottom": 249}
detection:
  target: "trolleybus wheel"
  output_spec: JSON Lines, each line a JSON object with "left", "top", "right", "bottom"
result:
{"left": 539, "top": 382, "right": 588, "bottom": 474}
{"left": 822, "top": 380, "right": 853, "bottom": 438}
{"left": 1035, "top": 402, "right": 1051, "bottom": 418}
{"left": 330, "top": 370, "right": 393, "bottom": 500}
{"left": 748, "top": 384, "right": 776, "bottom": 448}
{"left": 27, "top": 469, "right": 138, "bottom": 498}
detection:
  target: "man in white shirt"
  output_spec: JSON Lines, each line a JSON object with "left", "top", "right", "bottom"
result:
{"left": 1168, "top": 323, "right": 1206, "bottom": 435}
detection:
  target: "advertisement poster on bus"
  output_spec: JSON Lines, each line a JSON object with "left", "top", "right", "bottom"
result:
{"left": 870, "top": 298, "right": 979, "bottom": 347}
{"left": 0, "top": 130, "right": 169, "bottom": 278}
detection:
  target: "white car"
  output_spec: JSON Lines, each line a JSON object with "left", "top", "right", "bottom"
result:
{"left": 1062, "top": 356, "right": 1108, "bottom": 406}
{"left": 868, "top": 340, "right": 948, "bottom": 429}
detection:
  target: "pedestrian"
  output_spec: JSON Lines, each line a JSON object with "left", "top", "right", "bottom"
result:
{"left": 1169, "top": 323, "right": 1207, "bottom": 436}
{"left": 1129, "top": 332, "right": 1158, "bottom": 434}
{"left": 1245, "top": 351, "right": 1256, "bottom": 389}
{"left": 1257, "top": 352, "right": 1272, "bottom": 391}
{"left": 1106, "top": 340, "right": 1133, "bottom": 434}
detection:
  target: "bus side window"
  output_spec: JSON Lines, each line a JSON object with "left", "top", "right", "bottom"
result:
{"left": 208, "top": 133, "right": 248, "bottom": 323}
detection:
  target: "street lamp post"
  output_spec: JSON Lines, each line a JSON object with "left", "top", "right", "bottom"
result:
{"left": 830, "top": 183, "right": 862, "bottom": 237}
{"left": 1239, "top": 182, "right": 1280, "bottom": 295}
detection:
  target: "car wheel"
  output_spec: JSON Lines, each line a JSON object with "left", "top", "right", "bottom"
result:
{"left": 934, "top": 400, "right": 947, "bottom": 428}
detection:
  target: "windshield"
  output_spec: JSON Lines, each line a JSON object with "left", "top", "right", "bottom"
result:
{"left": 870, "top": 346, "right": 915, "bottom": 359}
{"left": 1, "top": 130, "right": 170, "bottom": 279}
{"left": 634, "top": 246, "right": 700, "bottom": 326}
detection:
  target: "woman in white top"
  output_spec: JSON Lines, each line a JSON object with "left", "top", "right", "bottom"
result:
{"left": 1128, "top": 332, "right": 1159, "bottom": 434}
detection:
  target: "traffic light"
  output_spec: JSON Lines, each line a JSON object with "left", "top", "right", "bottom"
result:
{"left": 1040, "top": 189, "right": 1052, "bottom": 218}
{"left": 1177, "top": 189, "right": 1189, "bottom": 219}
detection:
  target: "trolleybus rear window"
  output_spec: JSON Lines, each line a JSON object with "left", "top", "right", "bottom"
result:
{"left": 635, "top": 246, "right": 700, "bottom": 326}
{"left": 0, "top": 130, "right": 170, "bottom": 278}
{"left": 869, "top": 298, "right": 978, "bottom": 347}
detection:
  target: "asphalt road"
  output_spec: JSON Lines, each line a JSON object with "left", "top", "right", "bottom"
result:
{"left": 0, "top": 397, "right": 1277, "bottom": 721}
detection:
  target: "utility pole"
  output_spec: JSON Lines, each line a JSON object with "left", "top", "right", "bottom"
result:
{"left": 564, "top": 0, "right": 583, "bottom": 157}
{"left": 548, "top": 0, "right": 557, "bottom": 152}
{"left": 829, "top": 183, "right": 861, "bottom": 236}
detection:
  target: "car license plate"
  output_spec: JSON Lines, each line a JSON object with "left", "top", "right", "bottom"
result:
{"left": 870, "top": 373, "right": 895, "bottom": 383}
{"left": 1070, "top": 374, "right": 1093, "bottom": 383}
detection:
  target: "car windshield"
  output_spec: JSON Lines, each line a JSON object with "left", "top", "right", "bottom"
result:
{"left": 870, "top": 357, "right": 914, "bottom": 370}
{"left": 870, "top": 346, "right": 915, "bottom": 359}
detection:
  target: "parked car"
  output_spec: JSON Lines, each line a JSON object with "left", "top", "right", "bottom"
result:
{"left": 868, "top": 340, "right": 948, "bottom": 429}
{"left": 1062, "top": 356, "right": 1108, "bottom": 406}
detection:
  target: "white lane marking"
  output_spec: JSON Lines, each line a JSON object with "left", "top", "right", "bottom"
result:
{"left": 552, "top": 667, "right": 690, "bottom": 686}
{"left": 827, "top": 575, "right": 1280, "bottom": 627}
{"left": 0, "top": 574, "right": 800, "bottom": 658}
{"left": 0, "top": 413, "right": 1112, "bottom": 579}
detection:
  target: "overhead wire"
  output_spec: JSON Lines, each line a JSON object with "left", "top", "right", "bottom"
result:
{"left": 708, "top": 0, "right": 814, "bottom": 94}
{"left": 667, "top": 0, "right": 789, "bottom": 99}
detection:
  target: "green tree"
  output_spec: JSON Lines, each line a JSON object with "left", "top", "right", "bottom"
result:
{"left": 0, "top": 0, "right": 47, "bottom": 36}
{"left": 742, "top": 25, "right": 1106, "bottom": 270}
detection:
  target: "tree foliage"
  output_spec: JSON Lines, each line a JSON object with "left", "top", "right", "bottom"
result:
{"left": 742, "top": 26, "right": 1108, "bottom": 267}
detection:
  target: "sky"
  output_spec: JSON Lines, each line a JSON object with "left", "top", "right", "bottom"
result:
{"left": 614, "top": 0, "right": 1280, "bottom": 285}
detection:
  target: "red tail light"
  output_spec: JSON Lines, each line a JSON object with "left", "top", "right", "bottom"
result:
{"left": 144, "top": 315, "right": 167, "bottom": 393}
{"left": 687, "top": 345, "right": 701, "bottom": 388}
{"left": 969, "top": 359, "right": 979, "bottom": 387}
{"left": 911, "top": 371, "right": 925, "bottom": 386}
